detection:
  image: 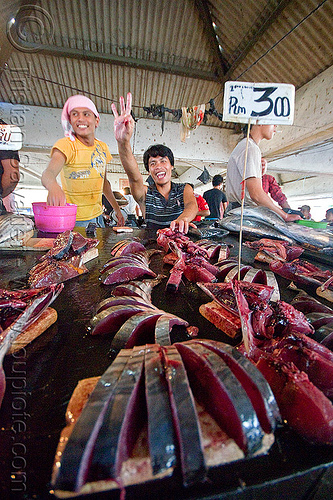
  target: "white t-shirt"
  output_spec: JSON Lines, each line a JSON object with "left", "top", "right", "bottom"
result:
{"left": 226, "top": 137, "right": 262, "bottom": 206}
{"left": 123, "top": 194, "right": 138, "bottom": 216}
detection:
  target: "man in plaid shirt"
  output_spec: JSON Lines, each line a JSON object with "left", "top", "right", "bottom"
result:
{"left": 261, "top": 158, "right": 291, "bottom": 210}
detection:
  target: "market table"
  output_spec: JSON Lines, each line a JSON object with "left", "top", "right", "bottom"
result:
{"left": 0, "top": 226, "right": 333, "bottom": 500}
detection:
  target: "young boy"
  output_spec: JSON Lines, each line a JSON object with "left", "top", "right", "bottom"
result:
{"left": 42, "top": 95, "right": 124, "bottom": 227}
{"left": 111, "top": 93, "right": 198, "bottom": 234}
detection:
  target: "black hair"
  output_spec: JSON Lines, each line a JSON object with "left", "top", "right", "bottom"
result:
{"left": 143, "top": 144, "right": 174, "bottom": 172}
{"left": 124, "top": 186, "right": 131, "bottom": 195}
{"left": 212, "top": 174, "right": 223, "bottom": 187}
{"left": 327, "top": 208, "right": 333, "bottom": 216}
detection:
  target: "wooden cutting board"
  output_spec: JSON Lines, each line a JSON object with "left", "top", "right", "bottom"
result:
{"left": 0, "top": 231, "right": 55, "bottom": 251}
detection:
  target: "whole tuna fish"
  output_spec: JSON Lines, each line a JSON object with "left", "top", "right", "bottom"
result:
{"left": 220, "top": 207, "right": 333, "bottom": 251}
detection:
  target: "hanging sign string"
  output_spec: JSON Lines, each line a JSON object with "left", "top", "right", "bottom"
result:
{"left": 238, "top": 118, "right": 251, "bottom": 280}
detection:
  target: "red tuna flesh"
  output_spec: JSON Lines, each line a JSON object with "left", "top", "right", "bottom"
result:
{"left": 256, "top": 354, "right": 333, "bottom": 445}
{"left": 90, "top": 304, "right": 158, "bottom": 335}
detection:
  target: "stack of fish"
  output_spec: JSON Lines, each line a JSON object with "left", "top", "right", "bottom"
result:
{"left": 90, "top": 279, "right": 197, "bottom": 349}
{"left": 220, "top": 206, "right": 333, "bottom": 253}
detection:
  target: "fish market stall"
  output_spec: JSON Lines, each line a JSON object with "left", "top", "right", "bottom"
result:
{"left": 0, "top": 226, "right": 333, "bottom": 499}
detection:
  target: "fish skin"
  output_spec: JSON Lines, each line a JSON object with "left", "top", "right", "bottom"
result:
{"left": 111, "top": 311, "right": 164, "bottom": 350}
{"left": 154, "top": 314, "right": 189, "bottom": 346}
{"left": 219, "top": 214, "right": 294, "bottom": 244}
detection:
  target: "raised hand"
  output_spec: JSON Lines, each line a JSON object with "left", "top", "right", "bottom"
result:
{"left": 111, "top": 93, "right": 134, "bottom": 144}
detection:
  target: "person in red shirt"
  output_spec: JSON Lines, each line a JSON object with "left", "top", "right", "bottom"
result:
{"left": 188, "top": 184, "right": 210, "bottom": 222}
{"left": 261, "top": 158, "right": 291, "bottom": 210}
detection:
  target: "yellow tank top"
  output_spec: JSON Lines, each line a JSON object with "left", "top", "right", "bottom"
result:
{"left": 51, "top": 137, "right": 111, "bottom": 221}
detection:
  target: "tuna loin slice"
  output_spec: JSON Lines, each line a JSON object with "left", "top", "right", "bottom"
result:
{"left": 89, "top": 346, "right": 146, "bottom": 480}
{"left": 175, "top": 342, "right": 264, "bottom": 455}
{"left": 192, "top": 339, "right": 281, "bottom": 433}
{"left": 154, "top": 314, "right": 189, "bottom": 346}
{"left": 145, "top": 345, "right": 177, "bottom": 475}
{"left": 102, "top": 263, "right": 156, "bottom": 285}
{"left": 53, "top": 350, "right": 131, "bottom": 491}
{"left": 90, "top": 304, "right": 157, "bottom": 335}
{"left": 162, "top": 345, "right": 206, "bottom": 486}
{"left": 111, "top": 311, "right": 164, "bottom": 350}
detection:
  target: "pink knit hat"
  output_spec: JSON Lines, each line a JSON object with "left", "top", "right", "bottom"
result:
{"left": 61, "top": 95, "right": 100, "bottom": 141}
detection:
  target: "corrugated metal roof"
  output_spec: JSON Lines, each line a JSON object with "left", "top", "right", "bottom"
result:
{"left": 0, "top": 0, "right": 332, "bottom": 129}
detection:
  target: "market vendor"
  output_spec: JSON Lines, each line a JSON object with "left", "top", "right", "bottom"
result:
{"left": 261, "top": 157, "right": 291, "bottom": 210}
{"left": 0, "top": 126, "right": 20, "bottom": 215}
{"left": 41, "top": 95, "right": 124, "bottom": 228}
{"left": 111, "top": 93, "right": 198, "bottom": 234}
{"left": 225, "top": 124, "right": 300, "bottom": 222}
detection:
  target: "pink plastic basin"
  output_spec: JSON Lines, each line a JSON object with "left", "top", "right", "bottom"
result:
{"left": 32, "top": 203, "right": 77, "bottom": 233}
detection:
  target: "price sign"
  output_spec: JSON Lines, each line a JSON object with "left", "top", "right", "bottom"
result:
{"left": 0, "top": 125, "right": 23, "bottom": 150}
{"left": 223, "top": 81, "right": 295, "bottom": 125}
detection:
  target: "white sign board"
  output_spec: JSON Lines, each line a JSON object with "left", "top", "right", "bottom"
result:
{"left": 0, "top": 125, "right": 23, "bottom": 150}
{"left": 223, "top": 81, "right": 295, "bottom": 125}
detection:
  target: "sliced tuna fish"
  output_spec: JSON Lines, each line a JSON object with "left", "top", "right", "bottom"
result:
{"left": 162, "top": 345, "right": 206, "bottom": 486}
{"left": 111, "top": 311, "right": 164, "bottom": 349}
{"left": 89, "top": 346, "right": 146, "bottom": 480}
{"left": 53, "top": 350, "right": 131, "bottom": 491}
{"left": 191, "top": 339, "right": 281, "bottom": 433}
{"left": 90, "top": 304, "right": 158, "bottom": 335}
{"left": 101, "top": 263, "right": 156, "bottom": 285}
{"left": 144, "top": 345, "right": 177, "bottom": 475}
{"left": 154, "top": 314, "right": 189, "bottom": 346}
{"left": 94, "top": 295, "right": 156, "bottom": 314}
{"left": 175, "top": 342, "right": 264, "bottom": 455}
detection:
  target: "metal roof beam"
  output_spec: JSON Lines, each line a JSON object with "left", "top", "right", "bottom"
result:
{"left": 16, "top": 41, "right": 220, "bottom": 82}
{"left": 193, "top": 0, "right": 229, "bottom": 76}
{"left": 222, "top": 0, "right": 293, "bottom": 82}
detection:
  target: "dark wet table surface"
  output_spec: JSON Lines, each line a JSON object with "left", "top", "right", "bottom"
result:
{"left": 0, "top": 226, "right": 333, "bottom": 500}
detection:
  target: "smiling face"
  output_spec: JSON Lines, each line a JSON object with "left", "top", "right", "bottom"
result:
{"left": 69, "top": 107, "right": 99, "bottom": 142}
{"left": 148, "top": 155, "right": 173, "bottom": 186}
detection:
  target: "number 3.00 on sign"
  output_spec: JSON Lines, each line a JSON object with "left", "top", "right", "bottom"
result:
{"left": 223, "top": 82, "right": 295, "bottom": 125}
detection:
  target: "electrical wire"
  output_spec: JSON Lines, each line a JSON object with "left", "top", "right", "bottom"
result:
{"left": 211, "top": 0, "right": 328, "bottom": 101}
